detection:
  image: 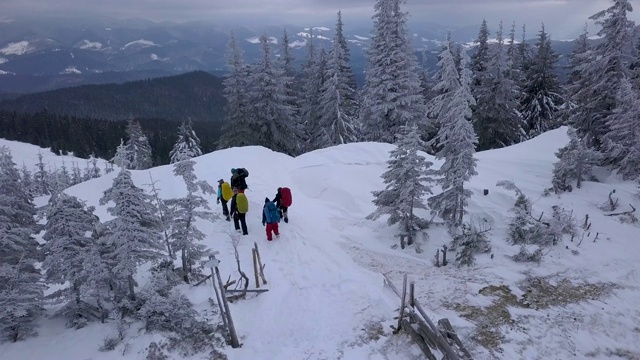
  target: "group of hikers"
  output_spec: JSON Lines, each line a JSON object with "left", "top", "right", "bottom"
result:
{"left": 216, "top": 168, "right": 292, "bottom": 241}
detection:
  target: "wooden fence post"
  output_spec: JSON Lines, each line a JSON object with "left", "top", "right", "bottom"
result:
{"left": 252, "top": 248, "right": 260, "bottom": 288}
{"left": 397, "top": 274, "right": 408, "bottom": 332}
{"left": 254, "top": 242, "right": 267, "bottom": 285}
{"left": 409, "top": 281, "right": 415, "bottom": 307}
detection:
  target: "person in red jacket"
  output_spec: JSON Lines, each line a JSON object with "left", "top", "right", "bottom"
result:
{"left": 272, "top": 187, "right": 291, "bottom": 223}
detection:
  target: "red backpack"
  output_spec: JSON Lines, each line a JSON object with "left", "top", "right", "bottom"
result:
{"left": 280, "top": 187, "right": 292, "bottom": 207}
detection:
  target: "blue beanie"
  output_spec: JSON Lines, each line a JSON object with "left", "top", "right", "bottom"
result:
{"left": 231, "top": 168, "right": 237, "bottom": 174}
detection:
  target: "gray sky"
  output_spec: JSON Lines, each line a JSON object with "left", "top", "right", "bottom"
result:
{"left": 4, "top": 0, "right": 640, "bottom": 38}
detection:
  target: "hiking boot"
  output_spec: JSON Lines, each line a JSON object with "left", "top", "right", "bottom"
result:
{"left": 226, "top": 216, "right": 231, "bottom": 222}
{"left": 284, "top": 217, "right": 289, "bottom": 223}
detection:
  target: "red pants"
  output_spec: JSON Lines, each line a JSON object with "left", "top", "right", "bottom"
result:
{"left": 266, "top": 222, "right": 279, "bottom": 240}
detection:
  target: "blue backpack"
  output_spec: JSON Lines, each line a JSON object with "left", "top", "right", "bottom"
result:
{"left": 264, "top": 201, "right": 281, "bottom": 223}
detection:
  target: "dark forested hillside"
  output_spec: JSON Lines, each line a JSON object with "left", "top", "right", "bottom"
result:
{"left": 0, "top": 71, "right": 226, "bottom": 122}
{"left": 0, "top": 111, "right": 222, "bottom": 165}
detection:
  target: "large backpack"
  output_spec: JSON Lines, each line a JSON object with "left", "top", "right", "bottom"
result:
{"left": 221, "top": 182, "right": 233, "bottom": 201}
{"left": 280, "top": 187, "right": 292, "bottom": 207}
{"left": 238, "top": 168, "right": 249, "bottom": 178}
{"left": 264, "top": 201, "right": 281, "bottom": 223}
{"left": 236, "top": 193, "right": 249, "bottom": 214}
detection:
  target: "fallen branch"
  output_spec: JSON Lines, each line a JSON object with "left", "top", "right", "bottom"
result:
{"left": 604, "top": 204, "right": 636, "bottom": 217}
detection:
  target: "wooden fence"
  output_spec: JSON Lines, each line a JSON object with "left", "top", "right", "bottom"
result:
{"left": 383, "top": 273, "right": 473, "bottom": 360}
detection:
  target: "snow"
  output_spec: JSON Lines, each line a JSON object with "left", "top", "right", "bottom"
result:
{"left": 2, "top": 128, "right": 640, "bottom": 359}
{"left": 304, "top": 26, "right": 330, "bottom": 32}
{"left": 462, "top": 38, "right": 521, "bottom": 48}
{"left": 0, "top": 40, "right": 33, "bottom": 55}
{"left": 246, "top": 36, "right": 278, "bottom": 44}
{"left": 122, "top": 39, "right": 159, "bottom": 50}
{"left": 0, "top": 138, "right": 108, "bottom": 173}
{"left": 61, "top": 66, "right": 82, "bottom": 74}
{"left": 289, "top": 39, "right": 306, "bottom": 48}
{"left": 0, "top": 69, "right": 11, "bottom": 75}
{"left": 353, "top": 35, "right": 369, "bottom": 40}
{"left": 0, "top": 57, "right": 7, "bottom": 64}
{"left": 76, "top": 39, "right": 103, "bottom": 50}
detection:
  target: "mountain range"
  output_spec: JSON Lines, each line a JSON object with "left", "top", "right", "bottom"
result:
{"left": 0, "top": 15, "right": 579, "bottom": 94}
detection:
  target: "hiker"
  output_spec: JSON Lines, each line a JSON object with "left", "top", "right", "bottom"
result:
{"left": 273, "top": 187, "right": 292, "bottom": 223}
{"left": 216, "top": 179, "right": 232, "bottom": 221}
{"left": 229, "top": 187, "right": 249, "bottom": 235}
{"left": 262, "top": 197, "right": 281, "bottom": 241}
{"left": 230, "top": 168, "right": 249, "bottom": 193}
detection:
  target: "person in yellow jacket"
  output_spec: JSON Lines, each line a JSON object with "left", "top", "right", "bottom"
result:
{"left": 229, "top": 187, "right": 249, "bottom": 235}
{"left": 217, "top": 179, "right": 233, "bottom": 221}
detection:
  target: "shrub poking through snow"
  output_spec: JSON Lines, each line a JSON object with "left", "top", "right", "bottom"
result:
{"left": 452, "top": 222, "right": 492, "bottom": 267}
{"left": 551, "top": 127, "right": 599, "bottom": 193}
{"left": 512, "top": 245, "right": 545, "bottom": 263}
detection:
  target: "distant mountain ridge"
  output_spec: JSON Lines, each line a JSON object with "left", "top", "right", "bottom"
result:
{"left": 0, "top": 71, "right": 226, "bottom": 123}
{"left": 0, "top": 16, "right": 581, "bottom": 93}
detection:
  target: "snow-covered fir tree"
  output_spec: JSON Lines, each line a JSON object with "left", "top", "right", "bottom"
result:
{"left": 245, "top": 34, "right": 299, "bottom": 155}
{"left": 427, "top": 51, "right": 478, "bottom": 227}
{"left": 470, "top": 19, "right": 492, "bottom": 138}
{"left": 552, "top": 127, "right": 600, "bottom": 192}
{"left": 99, "top": 169, "right": 164, "bottom": 310}
{"left": 42, "top": 193, "right": 102, "bottom": 328}
{"left": 83, "top": 156, "right": 101, "bottom": 181}
{"left": 20, "top": 164, "right": 34, "bottom": 198}
{"left": 318, "top": 11, "right": 359, "bottom": 146}
{"left": 300, "top": 30, "right": 328, "bottom": 151}
{"left": 170, "top": 119, "right": 203, "bottom": 164}
{"left": 359, "top": 0, "right": 426, "bottom": 143}
{"left": 32, "top": 152, "right": 50, "bottom": 196}
{"left": 80, "top": 240, "right": 112, "bottom": 323}
{"left": 574, "top": 0, "right": 636, "bottom": 150}
{"left": 277, "top": 29, "right": 302, "bottom": 154}
{"left": 520, "top": 24, "right": 563, "bottom": 137}
{"left": 219, "top": 31, "right": 253, "bottom": 149}
{"left": 426, "top": 36, "right": 460, "bottom": 148}
{"left": 71, "top": 162, "right": 83, "bottom": 185}
{"left": 0, "top": 147, "right": 44, "bottom": 343}
{"left": 602, "top": 77, "right": 640, "bottom": 179}
{"left": 165, "top": 159, "right": 214, "bottom": 283}
{"left": 124, "top": 120, "right": 153, "bottom": 170}
{"left": 475, "top": 21, "right": 525, "bottom": 150}
{"left": 367, "top": 124, "right": 435, "bottom": 248}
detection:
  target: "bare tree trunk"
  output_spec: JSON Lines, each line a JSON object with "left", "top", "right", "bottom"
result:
{"left": 181, "top": 248, "right": 189, "bottom": 284}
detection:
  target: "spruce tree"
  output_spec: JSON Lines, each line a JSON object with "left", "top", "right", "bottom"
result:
{"left": 359, "top": 0, "right": 426, "bottom": 143}
{"left": 245, "top": 34, "right": 299, "bottom": 155}
{"left": 520, "top": 24, "right": 563, "bottom": 137}
{"left": 299, "top": 30, "right": 325, "bottom": 151}
{"left": 367, "top": 125, "right": 436, "bottom": 248}
{"left": 124, "top": 119, "right": 153, "bottom": 170}
{"left": 318, "top": 11, "right": 359, "bottom": 146}
{"left": 602, "top": 77, "right": 640, "bottom": 179}
{"left": 475, "top": 21, "right": 525, "bottom": 150}
{"left": 574, "top": 0, "right": 635, "bottom": 150}
{"left": 32, "top": 152, "right": 50, "bottom": 196}
{"left": 428, "top": 52, "right": 478, "bottom": 227}
{"left": 42, "top": 193, "right": 102, "bottom": 328}
{"left": 170, "top": 119, "right": 203, "bottom": 164}
{"left": 165, "top": 159, "right": 214, "bottom": 284}
{"left": 552, "top": 127, "right": 600, "bottom": 192}
{"left": 0, "top": 147, "right": 44, "bottom": 342}
{"left": 219, "top": 31, "right": 253, "bottom": 149}
{"left": 99, "top": 169, "right": 163, "bottom": 309}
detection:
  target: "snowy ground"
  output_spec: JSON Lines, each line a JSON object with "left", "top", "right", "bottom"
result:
{"left": 1, "top": 128, "right": 639, "bottom": 360}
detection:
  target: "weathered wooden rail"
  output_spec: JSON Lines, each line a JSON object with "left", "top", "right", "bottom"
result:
{"left": 384, "top": 273, "right": 473, "bottom": 360}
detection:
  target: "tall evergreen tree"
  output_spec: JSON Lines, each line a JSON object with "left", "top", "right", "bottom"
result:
{"left": 475, "top": 21, "right": 525, "bottom": 150}
{"left": 165, "top": 160, "right": 214, "bottom": 283}
{"left": 520, "top": 24, "right": 563, "bottom": 137}
{"left": 552, "top": 127, "right": 600, "bottom": 192}
{"left": 299, "top": 30, "right": 325, "bottom": 152}
{"left": 602, "top": 77, "right": 640, "bottom": 179}
{"left": 278, "top": 29, "right": 302, "bottom": 154}
{"left": 428, "top": 52, "right": 478, "bottom": 227}
{"left": 42, "top": 193, "right": 102, "bottom": 328}
{"left": 367, "top": 125, "right": 436, "bottom": 248}
{"left": 219, "top": 31, "right": 253, "bottom": 149}
{"left": 124, "top": 119, "right": 153, "bottom": 170}
{"left": 0, "top": 147, "right": 44, "bottom": 342}
{"left": 359, "top": 0, "right": 426, "bottom": 143}
{"left": 99, "top": 169, "right": 163, "bottom": 309}
{"left": 245, "top": 34, "right": 299, "bottom": 155}
{"left": 318, "top": 11, "right": 359, "bottom": 146}
{"left": 170, "top": 119, "right": 203, "bottom": 164}
{"left": 573, "top": 0, "right": 636, "bottom": 151}
{"left": 32, "top": 152, "right": 50, "bottom": 196}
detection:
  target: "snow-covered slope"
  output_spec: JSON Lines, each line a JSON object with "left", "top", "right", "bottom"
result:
{"left": 2, "top": 128, "right": 640, "bottom": 359}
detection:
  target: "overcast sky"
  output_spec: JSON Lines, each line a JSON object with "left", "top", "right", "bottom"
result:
{"left": 4, "top": 0, "right": 640, "bottom": 38}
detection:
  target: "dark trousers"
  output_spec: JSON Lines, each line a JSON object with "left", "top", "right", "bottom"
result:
{"left": 279, "top": 206, "right": 288, "bottom": 221}
{"left": 233, "top": 213, "right": 248, "bottom": 235}
{"left": 220, "top": 198, "right": 229, "bottom": 218}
